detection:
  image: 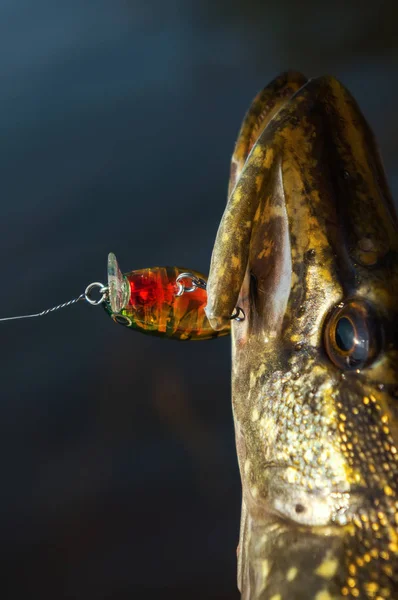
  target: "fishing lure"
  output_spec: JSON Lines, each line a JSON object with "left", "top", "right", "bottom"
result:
{"left": 0, "top": 252, "right": 241, "bottom": 339}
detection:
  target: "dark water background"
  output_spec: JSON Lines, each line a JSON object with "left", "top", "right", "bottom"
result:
{"left": 1, "top": 1, "right": 398, "bottom": 598}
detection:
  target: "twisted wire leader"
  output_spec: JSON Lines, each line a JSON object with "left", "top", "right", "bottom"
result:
{"left": 0, "top": 282, "right": 108, "bottom": 323}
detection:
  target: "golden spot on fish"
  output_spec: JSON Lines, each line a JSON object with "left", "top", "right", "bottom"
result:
{"left": 312, "top": 365, "right": 328, "bottom": 378}
{"left": 253, "top": 204, "right": 261, "bottom": 222}
{"left": 257, "top": 240, "right": 274, "bottom": 260}
{"left": 251, "top": 486, "right": 258, "bottom": 498}
{"left": 361, "top": 514, "right": 369, "bottom": 524}
{"left": 286, "top": 566, "right": 298, "bottom": 581}
{"left": 388, "top": 541, "right": 398, "bottom": 553}
{"left": 364, "top": 581, "right": 379, "bottom": 596}
{"left": 348, "top": 563, "right": 357, "bottom": 576}
{"left": 252, "top": 144, "right": 263, "bottom": 159}
{"left": 263, "top": 146, "right": 274, "bottom": 168}
{"left": 244, "top": 459, "right": 251, "bottom": 476}
{"left": 383, "top": 564, "right": 393, "bottom": 577}
{"left": 260, "top": 559, "right": 270, "bottom": 579}
{"left": 231, "top": 254, "right": 240, "bottom": 268}
{"left": 220, "top": 293, "right": 229, "bottom": 303}
{"left": 232, "top": 187, "right": 242, "bottom": 204}
{"left": 345, "top": 523, "right": 356, "bottom": 538}
{"left": 347, "top": 577, "right": 356, "bottom": 588}
{"left": 251, "top": 407, "right": 260, "bottom": 422}
{"left": 269, "top": 595, "right": 282, "bottom": 600}
{"left": 222, "top": 232, "right": 229, "bottom": 242}
{"left": 353, "top": 471, "right": 363, "bottom": 484}
{"left": 284, "top": 467, "right": 298, "bottom": 484}
{"left": 315, "top": 555, "right": 339, "bottom": 579}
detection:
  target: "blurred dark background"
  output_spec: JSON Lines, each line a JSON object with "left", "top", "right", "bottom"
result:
{"left": 1, "top": 1, "right": 398, "bottom": 598}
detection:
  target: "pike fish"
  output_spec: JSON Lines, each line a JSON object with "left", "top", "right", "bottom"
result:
{"left": 205, "top": 72, "right": 398, "bottom": 599}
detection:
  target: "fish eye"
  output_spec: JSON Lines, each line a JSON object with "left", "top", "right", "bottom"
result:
{"left": 324, "top": 299, "right": 381, "bottom": 370}
{"left": 112, "top": 314, "right": 132, "bottom": 327}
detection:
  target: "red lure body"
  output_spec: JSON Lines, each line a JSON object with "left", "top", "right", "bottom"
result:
{"left": 103, "top": 254, "right": 230, "bottom": 340}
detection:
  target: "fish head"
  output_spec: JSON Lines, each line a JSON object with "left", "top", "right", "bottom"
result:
{"left": 206, "top": 73, "right": 398, "bottom": 598}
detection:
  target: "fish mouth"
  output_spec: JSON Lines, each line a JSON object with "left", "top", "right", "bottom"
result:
{"left": 239, "top": 481, "right": 398, "bottom": 600}
{"left": 239, "top": 510, "right": 346, "bottom": 600}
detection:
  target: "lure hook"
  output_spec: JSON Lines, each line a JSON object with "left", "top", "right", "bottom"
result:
{"left": 174, "top": 272, "right": 244, "bottom": 322}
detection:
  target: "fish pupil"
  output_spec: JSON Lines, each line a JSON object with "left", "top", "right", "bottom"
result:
{"left": 335, "top": 317, "right": 355, "bottom": 352}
